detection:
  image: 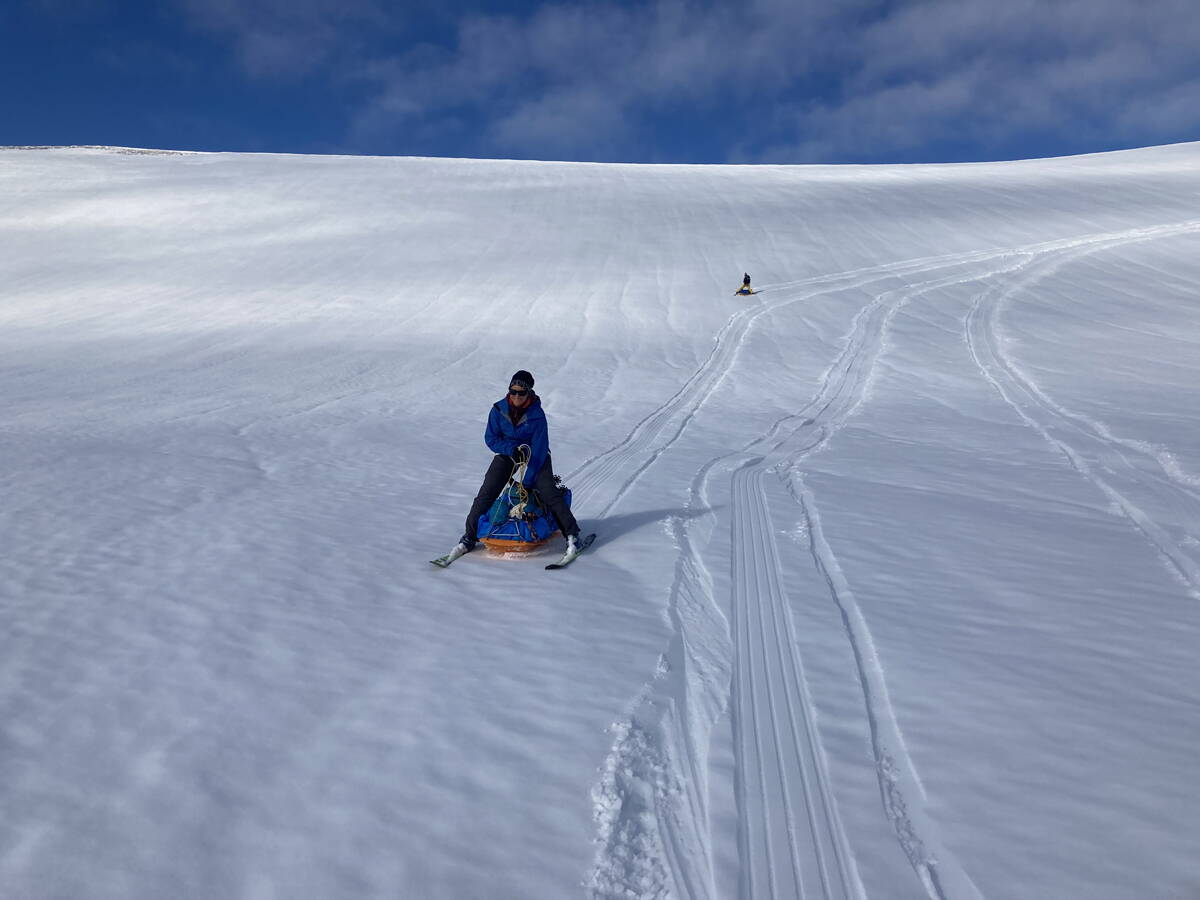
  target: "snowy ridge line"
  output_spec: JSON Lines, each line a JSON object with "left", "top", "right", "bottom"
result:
{"left": 964, "top": 220, "right": 1200, "bottom": 599}
{"left": 0, "top": 145, "right": 195, "bottom": 155}
{"left": 731, "top": 463, "right": 863, "bottom": 900}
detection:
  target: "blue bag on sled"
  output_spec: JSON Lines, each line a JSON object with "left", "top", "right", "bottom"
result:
{"left": 476, "top": 480, "right": 572, "bottom": 552}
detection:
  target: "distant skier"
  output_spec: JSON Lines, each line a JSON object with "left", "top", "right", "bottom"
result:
{"left": 736, "top": 272, "right": 754, "bottom": 295}
{"left": 454, "top": 370, "right": 581, "bottom": 558}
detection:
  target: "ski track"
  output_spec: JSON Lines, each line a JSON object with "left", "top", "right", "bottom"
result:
{"left": 582, "top": 245, "right": 1037, "bottom": 898}
{"left": 785, "top": 475, "right": 962, "bottom": 900}
{"left": 737, "top": 220, "right": 1200, "bottom": 900}
{"left": 964, "top": 220, "right": 1200, "bottom": 600}
{"left": 564, "top": 221, "right": 1186, "bottom": 514}
{"left": 565, "top": 246, "right": 1033, "bottom": 517}
{"left": 730, "top": 221, "right": 1200, "bottom": 900}
{"left": 731, "top": 274, "right": 1006, "bottom": 900}
{"left": 730, "top": 462, "right": 862, "bottom": 900}
{"left": 579, "top": 219, "right": 1200, "bottom": 898}
{"left": 582, "top": 219, "right": 1200, "bottom": 898}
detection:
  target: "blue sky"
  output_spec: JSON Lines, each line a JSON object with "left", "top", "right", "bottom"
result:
{"left": 3, "top": 0, "right": 1198, "bottom": 164}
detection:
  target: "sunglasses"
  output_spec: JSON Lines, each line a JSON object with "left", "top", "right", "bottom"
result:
{"left": 508, "top": 388, "right": 528, "bottom": 396}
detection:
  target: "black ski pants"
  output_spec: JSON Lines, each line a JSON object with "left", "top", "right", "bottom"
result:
{"left": 465, "top": 454, "right": 579, "bottom": 544}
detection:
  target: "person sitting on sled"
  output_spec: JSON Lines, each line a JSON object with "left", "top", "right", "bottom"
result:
{"left": 743, "top": 272, "right": 751, "bottom": 289}
{"left": 455, "top": 370, "right": 581, "bottom": 556}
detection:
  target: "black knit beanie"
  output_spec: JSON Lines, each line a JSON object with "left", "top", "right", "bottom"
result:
{"left": 510, "top": 370, "right": 534, "bottom": 390}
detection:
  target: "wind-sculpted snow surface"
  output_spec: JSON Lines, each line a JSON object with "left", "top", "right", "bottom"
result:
{"left": 3, "top": 144, "right": 1200, "bottom": 899}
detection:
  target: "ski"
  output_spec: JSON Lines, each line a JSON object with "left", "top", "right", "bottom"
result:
{"left": 545, "top": 533, "right": 596, "bottom": 569}
{"left": 430, "top": 545, "right": 470, "bottom": 568}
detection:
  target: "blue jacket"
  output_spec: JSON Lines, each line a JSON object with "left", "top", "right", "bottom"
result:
{"left": 486, "top": 394, "right": 549, "bottom": 486}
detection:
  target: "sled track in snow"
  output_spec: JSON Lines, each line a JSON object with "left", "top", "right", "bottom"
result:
{"left": 749, "top": 219, "right": 1200, "bottom": 900}
{"left": 742, "top": 220, "right": 1200, "bottom": 899}
{"left": 565, "top": 246, "right": 1038, "bottom": 515}
{"left": 585, "top": 222, "right": 1200, "bottom": 899}
{"left": 565, "top": 223, "right": 1187, "bottom": 513}
{"left": 734, "top": 265, "right": 1017, "bottom": 900}
{"left": 730, "top": 463, "right": 860, "bottom": 900}
{"left": 586, "top": 249, "right": 1029, "bottom": 898}
{"left": 965, "top": 219, "right": 1200, "bottom": 600}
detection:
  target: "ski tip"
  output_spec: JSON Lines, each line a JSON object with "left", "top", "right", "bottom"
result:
{"left": 545, "top": 533, "right": 596, "bottom": 569}
{"left": 430, "top": 547, "right": 468, "bottom": 568}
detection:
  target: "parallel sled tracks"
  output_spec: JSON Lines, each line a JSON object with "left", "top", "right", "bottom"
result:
{"left": 573, "top": 220, "right": 1200, "bottom": 900}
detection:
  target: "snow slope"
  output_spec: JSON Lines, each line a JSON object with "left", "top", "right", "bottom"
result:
{"left": 2, "top": 143, "right": 1200, "bottom": 899}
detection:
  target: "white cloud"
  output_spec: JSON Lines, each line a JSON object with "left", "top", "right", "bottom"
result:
{"left": 176, "top": 0, "right": 1200, "bottom": 160}
{"left": 487, "top": 84, "right": 630, "bottom": 158}
{"left": 345, "top": 1, "right": 758, "bottom": 156}
{"left": 768, "top": 0, "right": 1200, "bottom": 160}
